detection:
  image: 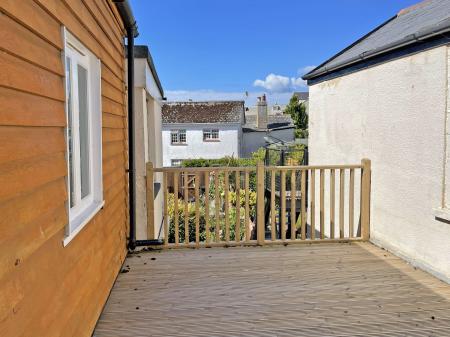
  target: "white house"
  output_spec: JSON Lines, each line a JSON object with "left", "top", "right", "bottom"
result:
{"left": 162, "top": 101, "right": 244, "bottom": 166}
{"left": 303, "top": 0, "right": 450, "bottom": 282}
{"left": 129, "top": 45, "right": 165, "bottom": 241}
{"left": 242, "top": 94, "right": 295, "bottom": 157}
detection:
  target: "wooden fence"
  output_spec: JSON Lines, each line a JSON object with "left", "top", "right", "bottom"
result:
{"left": 146, "top": 159, "right": 371, "bottom": 248}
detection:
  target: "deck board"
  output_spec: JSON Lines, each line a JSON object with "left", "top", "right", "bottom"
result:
{"left": 94, "top": 243, "right": 450, "bottom": 337}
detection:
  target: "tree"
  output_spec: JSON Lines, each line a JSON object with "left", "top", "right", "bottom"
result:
{"left": 285, "top": 95, "right": 308, "bottom": 131}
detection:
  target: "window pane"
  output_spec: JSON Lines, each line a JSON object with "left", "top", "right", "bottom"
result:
{"left": 172, "top": 159, "right": 181, "bottom": 167}
{"left": 66, "top": 57, "right": 76, "bottom": 208}
{"left": 212, "top": 129, "right": 219, "bottom": 139}
{"left": 77, "top": 65, "right": 90, "bottom": 199}
{"left": 179, "top": 130, "right": 186, "bottom": 143}
{"left": 171, "top": 131, "right": 178, "bottom": 143}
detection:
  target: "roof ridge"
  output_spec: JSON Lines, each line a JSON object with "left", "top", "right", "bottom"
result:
{"left": 398, "top": 0, "right": 432, "bottom": 16}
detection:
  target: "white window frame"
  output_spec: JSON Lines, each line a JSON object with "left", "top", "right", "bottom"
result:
{"left": 171, "top": 159, "right": 183, "bottom": 167}
{"left": 171, "top": 129, "right": 186, "bottom": 144}
{"left": 203, "top": 128, "right": 219, "bottom": 141}
{"left": 63, "top": 28, "right": 104, "bottom": 246}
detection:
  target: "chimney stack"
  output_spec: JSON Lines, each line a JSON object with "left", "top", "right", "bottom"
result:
{"left": 256, "top": 94, "right": 268, "bottom": 129}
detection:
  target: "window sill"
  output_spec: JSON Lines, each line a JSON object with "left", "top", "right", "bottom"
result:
{"left": 433, "top": 207, "right": 450, "bottom": 222}
{"left": 171, "top": 143, "right": 187, "bottom": 146}
{"left": 63, "top": 200, "right": 105, "bottom": 247}
{"left": 203, "top": 140, "right": 220, "bottom": 142}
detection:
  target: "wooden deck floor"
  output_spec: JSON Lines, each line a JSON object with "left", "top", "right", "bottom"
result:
{"left": 93, "top": 243, "right": 450, "bottom": 337}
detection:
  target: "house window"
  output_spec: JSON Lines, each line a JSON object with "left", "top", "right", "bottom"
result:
{"left": 63, "top": 29, "right": 103, "bottom": 245}
{"left": 171, "top": 129, "right": 186, "bottom": 144}
{"left": 171, "top": 159, "right": 182, "bottom": 167}
{"left": 203, "top": 129, "right": 219, "bottom": 141}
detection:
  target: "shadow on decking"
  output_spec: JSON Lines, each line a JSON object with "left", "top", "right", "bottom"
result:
{"left": 93, "top": 243, "right": 450, "bottom": 337}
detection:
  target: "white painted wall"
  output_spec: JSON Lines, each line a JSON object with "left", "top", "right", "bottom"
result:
{"left": 162, "top": 123, "right": 241, "bottom": 166}
{"left": 308, "top": 45, "right": 450, "bottom": 282}
{"left": 133, "top": 58, "right": 164, "bottom": 241}
{"left": 242, "top": 128, "right": 295, "bottom": 158}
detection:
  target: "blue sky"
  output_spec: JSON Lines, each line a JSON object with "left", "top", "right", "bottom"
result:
{"left": 130, "top": 0, "right": 419, "bottom": 104}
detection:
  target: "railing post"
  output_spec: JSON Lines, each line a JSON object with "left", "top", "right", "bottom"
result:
{"left": 361, "top": 158, "right": 371, "bottom": 241}
{"left": 146, "top": 162, "right": 155, "bottom": 239}
{"left": 256, "top": 161, "right": 265, "bottom": 245}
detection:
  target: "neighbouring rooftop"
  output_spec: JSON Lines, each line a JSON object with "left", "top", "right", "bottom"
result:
{"left": 162, "top": 101, "right": 244, "bottom": 124}
{"left": 93, "top": 243, "right": 450, "bottom": 337}
{"left": 304, "top": 0, "right": 450, "bottom": 80}
{"left": 293, "top": 91, "right": 309, "bottom": 101}
{"left": 243, "top": 114, "right": 294, "bottom": 132}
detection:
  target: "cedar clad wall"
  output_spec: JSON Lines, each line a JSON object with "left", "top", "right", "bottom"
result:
{"left": 0, "top": 1, "right": 128, "bottom": 336}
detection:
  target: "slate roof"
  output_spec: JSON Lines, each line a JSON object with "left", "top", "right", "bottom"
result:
{"left": 293, "top": 92, "right": 309, "bottom": 101}
{"left": 243, "top": 114, "right": 294, "bottom": 132}
{"left": 162, "top": 101, "right": 244, "bottom": 124}
{"left": 303, "top": 0, "right": 450, "bottom": 80}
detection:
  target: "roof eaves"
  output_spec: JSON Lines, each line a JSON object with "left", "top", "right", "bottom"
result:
{"left": 132, "top": 45, "right": 164, "bottom": 98}
{"left": 303, "top": 16, "right": 450, "bottom": 81}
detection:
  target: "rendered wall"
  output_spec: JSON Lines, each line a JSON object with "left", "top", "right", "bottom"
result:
{"left": 308, "top": 45, "right": 450, "bottom": 282}
{"left": 162, "top": 124, "right": 241, "bottom": 166}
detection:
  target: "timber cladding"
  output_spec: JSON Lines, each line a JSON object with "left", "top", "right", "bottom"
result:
{"left": 0, "top": 1, "right": 129, "bottom": 336}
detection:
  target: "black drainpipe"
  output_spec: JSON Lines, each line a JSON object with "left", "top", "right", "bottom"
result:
{"left": 113, "top": 0, "right": 138, "bottom": 250}
{"left": 113, "top": 1, "right": 164, "bottom": 249}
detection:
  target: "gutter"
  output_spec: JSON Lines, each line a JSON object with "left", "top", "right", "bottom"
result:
{"left": 303, "top": 17, "right": 450, "bottom": 81}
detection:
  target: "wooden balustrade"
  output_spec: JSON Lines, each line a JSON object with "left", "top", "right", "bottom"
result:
{"left": 146, "top": 159, "right": 371, "bottom": 248}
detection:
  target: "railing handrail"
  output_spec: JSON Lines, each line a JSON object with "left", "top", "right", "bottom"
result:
{"left": 153, "top": 163, "right": 363, "bottom": 172}
{"left": 153, "top": 166, "right": 256, "bottom": 172}
{"left": 266, "top": 164, "right": 363, "bottom": 170}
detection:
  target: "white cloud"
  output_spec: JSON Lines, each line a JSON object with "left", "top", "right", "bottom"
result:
{"left": 298, "top": 65, "right": 317, "bottom": 75}
{"left": 291, "top": 76, "right": 307, "bottom": 88}
{"left": 165, "top": 90, "right": 294, "bottom": 105}
{"left": 253, "top": 69, "right": 311, "bottom": 93}
{"left": 253, "top": 73, "right": 292, "bottom": 93}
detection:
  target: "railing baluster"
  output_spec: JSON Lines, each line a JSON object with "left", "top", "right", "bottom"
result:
{"left": 301, "top": 169, "right": 306, "bottom": 240}
{"left": 290, "top": 170, "right": 296, "bottom": 240}
{"left": 184, "top": 171, "right": 189, "bottom": 245}
{"left": 281, "top": 170, "right": 286, "bottom": 241}
{"left": 339, "top": 169, "right": 345, "bottom": 239}
{"left": 270, "top": 170, "right": 276, "bottom": 241}
{"left": 195, "top": 172, "right": 200, "bottom": 246}
{"left": 204, "top": 171, "right": 210, "bottom": 244}
{"left": 320, "top": 169, "right": 325, "bottom": 239}
{"left": 330, "top": 169, "right": 335, "bottom": 239}
{"left": 163, "top": 172, "right": 169, "bottom": 246}
{"left": 245, "top": 171, "right": 250, "bottom": 242}
{"left": 235, "top": 170, "right": 241, "bottom": 242}
{"left": 256, "top": 161, "right": 265, "bottom": 245}
{"left": 224, "top": 171, "right": 230, "bottom": 242}
{"left": 310, "top": 169, "right": 316, "bottom": 240}
{"left": 361, "top": 159, "right": 371, "bottom": 241}
{"left": 349, "top": 168, "right": 355, "bottom": 238}
{"left": 173, "top": 172, "right": 179, "bottom": 245}
{"left": 215, "top": 171, "right": 220, "bottom": 242}
{"left": 146, "top": 162, "right": 155, "bottom": 240}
